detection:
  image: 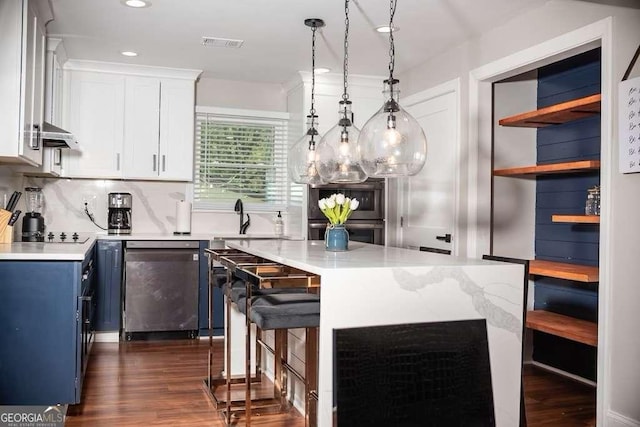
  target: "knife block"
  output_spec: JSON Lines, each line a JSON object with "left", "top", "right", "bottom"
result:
{"left": 0, "top": 208, "right": 14, "bottom": 244}
{"left": 0, "top": 225, "right": 14, "bottom": 244}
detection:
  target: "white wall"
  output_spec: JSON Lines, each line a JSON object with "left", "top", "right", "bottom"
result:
{"left": 492, "top": 72, "right": 537, "bottom": 260}
{"left": 397, "top": 0, "right": 640, "bottom": 423}
{"left": 196, "top": 76, "right": 286, "bottom": 111}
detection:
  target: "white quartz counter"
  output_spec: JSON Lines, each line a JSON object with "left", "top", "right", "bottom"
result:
{"left": 96, "top": 232, "right": 214, "bottom": 241}
{"left": 0, "top": 233, "right": 291, "bottom": 260}
{"left": 0, "top": 237, "right": 97, "bottom": 261}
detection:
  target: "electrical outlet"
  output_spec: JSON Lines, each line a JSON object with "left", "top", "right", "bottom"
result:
{"left": 82, "top": 194, "right": 97, "bottom": 213}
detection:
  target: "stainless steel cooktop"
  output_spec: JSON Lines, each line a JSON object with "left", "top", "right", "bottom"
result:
{"left": 43, "top": 232, "right": 91, "bottom": 244}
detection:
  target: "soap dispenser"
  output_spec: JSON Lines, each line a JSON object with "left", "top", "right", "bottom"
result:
{"left": 274, "top": 211, "right": 284, "bottom": 237}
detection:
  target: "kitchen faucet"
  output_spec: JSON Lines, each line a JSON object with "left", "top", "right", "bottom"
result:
{"left": 234, "top": 199, "right": 250, "bottom": 234}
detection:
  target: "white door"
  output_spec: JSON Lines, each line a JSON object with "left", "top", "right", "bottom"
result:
{"left": 398, "top": 82, "right": 459, "bottom": 253}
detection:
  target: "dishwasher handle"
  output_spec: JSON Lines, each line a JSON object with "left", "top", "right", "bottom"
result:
{"left": 125, "top": 248, "right": 199, "bottom": 263}
{"left": 126, "top": 240, "right": 199, "bottom": 249}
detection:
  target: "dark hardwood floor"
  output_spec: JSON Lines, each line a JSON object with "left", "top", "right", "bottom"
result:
{"left": 65, "top": 339, "right": 596, "bottom": 426}
{"left": 523, "top": 364, "right": 596, "bottom": 426}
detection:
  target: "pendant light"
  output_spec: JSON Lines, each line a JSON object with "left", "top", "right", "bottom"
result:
{"left": 358, "top": 0, "right": 427, "bottom": 177}
{"left": 288, "top": 18, "right": 327, "bottom": 185}
{"left": 316, "top": 0, "right": 368, "bottom": 184}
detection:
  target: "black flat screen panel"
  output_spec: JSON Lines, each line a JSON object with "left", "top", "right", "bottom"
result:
{"left": 333, "top": 319, "right": 495, "bottom": 427}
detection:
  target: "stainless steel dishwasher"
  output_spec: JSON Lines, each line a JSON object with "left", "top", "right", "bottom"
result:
{"left": 123, "top": 240, "right": 199, "bottom": 340}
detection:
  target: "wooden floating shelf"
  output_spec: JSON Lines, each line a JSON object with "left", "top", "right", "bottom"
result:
{"left": 499, "top": 94, "right": 601, "bottom": 128}
{"left": 529, "top": 259, "right": 599, "bottom": 282}
{"left": 552, "top": 214, "right": 600, "bottom": 224}
{"left": 526, "top": 310, "right": 597, "bottom": 347}
{"left": 493, "top": 160, "right": 600, "bottom": 176}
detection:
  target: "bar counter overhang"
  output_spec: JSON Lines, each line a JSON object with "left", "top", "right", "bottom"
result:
{"left": 223, "top": 239, "right": 525, "bottom": 426}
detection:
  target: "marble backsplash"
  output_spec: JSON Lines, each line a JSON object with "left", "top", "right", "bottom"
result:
{"left": 1, "top": 173, "right": 291, "bottom": 237}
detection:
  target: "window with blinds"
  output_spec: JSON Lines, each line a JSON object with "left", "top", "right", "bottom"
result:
{"left": 194, "top": 107, "right": 291, "bottom": 211}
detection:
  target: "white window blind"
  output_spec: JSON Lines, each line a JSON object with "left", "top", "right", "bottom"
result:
{"left": 194, "top": 107, "right": 292, "bottom": 211}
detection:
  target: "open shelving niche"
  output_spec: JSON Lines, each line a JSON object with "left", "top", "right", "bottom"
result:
{"left": 494, "top": 93, "right": 601, "bottom": 350}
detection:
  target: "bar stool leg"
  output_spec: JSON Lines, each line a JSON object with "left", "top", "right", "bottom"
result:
{"left": 277, "top": 329, "right": 289, "bottom": 407}
{"left": 305, "top": 327, "right": 319, "bottom": 427}
{"left": 245, "top": 288, "right": 253, "bottom": 427}
{"left": 224, "top": 291, "right": 233, "bottom": 425}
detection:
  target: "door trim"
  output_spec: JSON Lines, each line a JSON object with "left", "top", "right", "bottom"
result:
{"left": 467, "top": 17, "right": 613, "bottom": 426}
{"left": 393, "top": 78, "right": 461, "bottom": 254}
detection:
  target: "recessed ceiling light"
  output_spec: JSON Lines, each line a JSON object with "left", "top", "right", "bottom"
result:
{"left": 375, "top": 25, "right": 399, "bottom": 33}
{"left": 121, "top": 51, "right": 138, "bottom": 57}
{"left": 315, "top": 68, "right": 331, "bottom": 74}
{"left": 121, "top": 0, "right": 151, "bottom": 8}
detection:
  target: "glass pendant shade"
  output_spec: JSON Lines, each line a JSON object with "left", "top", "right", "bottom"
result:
{"left": 316, "top": 101, "right": 368, "bottom": 183}
{"left": 359, "top": 80, "right": 427, "bottom": 177}
{"left": 288, "top": 115, "right": 326, "bottom": 185}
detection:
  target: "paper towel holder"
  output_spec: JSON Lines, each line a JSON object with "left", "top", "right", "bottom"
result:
{"left": 174, "top": 199, "right": 192, "bottom": 235}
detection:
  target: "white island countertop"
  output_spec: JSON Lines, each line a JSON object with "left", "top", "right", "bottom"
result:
{"left": 223, "top": 239, "right": 526, "bottom": 427}
{"left": 224, "top": 239, "right": 491, "bottom": 275}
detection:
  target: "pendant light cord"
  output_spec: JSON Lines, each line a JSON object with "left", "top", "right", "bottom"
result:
{"left": 310, "top": 23, "right": 317, "bottom": 145}
{"left": 388, "top": 0, "right": 397, "bottom": 97}
{"left": 310, "top": 24, "right": 317, "bottom": 118}
{"left": 342, "top": 0, "right": 350, "bottom": 103}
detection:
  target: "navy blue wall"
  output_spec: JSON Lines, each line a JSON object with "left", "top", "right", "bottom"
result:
{"left": 533, "top": 49, "right": 600, "bottom": 381}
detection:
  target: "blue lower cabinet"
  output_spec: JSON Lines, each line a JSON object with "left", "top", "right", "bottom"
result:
{"left": 95, "top": 240, "right": 123, "bottom": 331}
{"left": 0, "top": 250, "right": 96, "bottom": 405}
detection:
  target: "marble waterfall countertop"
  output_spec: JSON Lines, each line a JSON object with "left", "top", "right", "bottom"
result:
{"left": 224, "top": 239, "right": 526, "bottom": 427}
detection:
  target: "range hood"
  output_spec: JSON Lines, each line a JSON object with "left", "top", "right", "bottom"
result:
{"left": 41, "top": 122, "right": 79, "bottom": 151}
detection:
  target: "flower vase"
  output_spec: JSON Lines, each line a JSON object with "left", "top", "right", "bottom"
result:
{"left": 325, "top": 224, "right": 349, "bottom": 251}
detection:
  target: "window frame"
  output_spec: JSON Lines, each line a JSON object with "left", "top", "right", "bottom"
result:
{"left": 191, "top": 106, "right": 291, "bottom": 212}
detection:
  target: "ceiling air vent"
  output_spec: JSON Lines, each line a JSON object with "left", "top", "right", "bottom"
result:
{"left": 201, "top": 37, "right": 244, "bottom": 48}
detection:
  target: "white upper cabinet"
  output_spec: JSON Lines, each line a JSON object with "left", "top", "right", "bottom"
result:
{"left": 63, "top": 70, "right": 126, "bottom": 178}
{"left": 158, "top": 79, "right": 195, "bottom": 181}
{"left": 123, "top": 76, "right": 161, "bottom": 179}
{"left": 61, "top": 61, "right": 200, "bottom": 181}
{"left": 0, "top": 0, "right": 46, "bottom": 166}
{"left": 123, "top": 77, "right": 195, "bottom": 181}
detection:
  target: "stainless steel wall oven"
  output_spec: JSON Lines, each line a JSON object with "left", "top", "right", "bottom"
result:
{"left": 307, "top": 179, "right": 385, "bottom": 245}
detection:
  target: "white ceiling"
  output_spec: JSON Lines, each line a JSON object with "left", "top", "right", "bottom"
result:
{"left": 46, "top": 0, "right": 552, "bottom": 84}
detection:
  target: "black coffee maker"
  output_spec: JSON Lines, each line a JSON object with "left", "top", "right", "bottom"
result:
{"left": 108, "top": 192, "right": 132, "bottom": 235}
{"left": 22, "top": 187, "right": 45, "bottom": 242}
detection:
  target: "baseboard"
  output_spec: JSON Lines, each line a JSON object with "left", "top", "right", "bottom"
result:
{"left": 607, "top": 410, "right": 640, "bottom": 427}
{"left": 526, "top": 361, "right": 597, "bottom": 387}
{"left": 198, "top": 335, "right": 223, "bottom": 340}
{"left": 94, "top": 332, "right": 119, "bottom": 342}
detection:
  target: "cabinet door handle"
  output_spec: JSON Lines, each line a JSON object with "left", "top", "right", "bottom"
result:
{"left": 31, "top": 124, "right": 41, "bottom": 150}
{"left": 162, "top": 155, "right": 166, "bottom": 172}
{"left": 116, "top": 153, "right": 121, "bottom": 170}
{"left": 435, "top": 233, "right": 452, "bottom": 243}
{"left": 54, "top": 148, "right": 62, "bottom": 166}
{"left": 153, "top": 154, "right": 157, "bottom": 172}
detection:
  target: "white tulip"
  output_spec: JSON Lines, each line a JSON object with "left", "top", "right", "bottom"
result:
{"left": 335, "top": 193, "right": 346, "bottom": 205}
{"left": 350, "top": 199, "right": 359, "bottom": 210}
{"left": 325, "top": 198, "right": 336, "bottom": 209}
{"left": 318, "top": 199, "right": 327, "bottom": 210}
